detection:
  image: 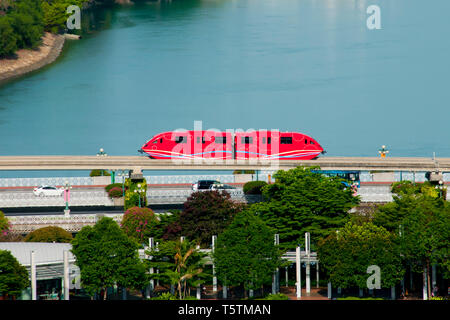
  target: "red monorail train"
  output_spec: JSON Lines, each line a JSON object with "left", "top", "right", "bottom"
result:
{"left": 139, "top": 130, "right": 325, "bottom": 160}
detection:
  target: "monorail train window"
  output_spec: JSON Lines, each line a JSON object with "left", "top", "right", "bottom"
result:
{"left": 175, "top": 136, "right": 187, "bottom": 143}
{"left": 160, "top": 138, "right": 163, "bottom": 143}
{"left": 304, "top": 139, "right": 308, "bottom": 144}
{"left": 310, "top": 141, "right": 315, "bottom": 145}
{"left": 215, "top": 136, "right": 227, "bottom": 144}
{"left": 262, "top": 137, "right": 271, "bottom": 144}
{"left": 241, "top": 137, "right": 253, "bottom": 144}
{"left": 152, "top": 140, "right": 158, "bottom": 144}
{"left": 281, "top": 137, "right": 293, "bottom": 144}
{"left": 196, "top": 137, "right": 206, "bottom": 143}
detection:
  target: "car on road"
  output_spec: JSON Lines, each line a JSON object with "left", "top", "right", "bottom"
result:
{"left": 209, "top": 183, "right": 236, "bottom": 191}
{"left": 192, "top": 180, "right": 221, "bottom": 191}
{"left": 33, "top": 186, "right": 64, "bottom": 197}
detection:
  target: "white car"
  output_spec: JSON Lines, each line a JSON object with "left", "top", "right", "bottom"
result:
{"left": 33, "top": 186, "right": 64, "bottom": 197}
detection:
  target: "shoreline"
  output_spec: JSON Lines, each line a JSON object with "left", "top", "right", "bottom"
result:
{"left": 0, "top": 32, "right": 66, "bottom": 85}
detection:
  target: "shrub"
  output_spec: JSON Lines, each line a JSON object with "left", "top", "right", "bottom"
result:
{"left": 25, "top": 226, "right": 73, "bottom": 243}
{"left": 0, "top": 210, "right": 11, "bottom": 236}
{"left": 108, "top": 187, "right": 123, "bottom": 198}
{"left": 120, "top": 206, "right": 158, "bottom": 243}
{"left": 243, "top": 181, "right": 267, "bottom": 195}
{"left": 233, "top": 170, "right": 255, "bottom": 174}
{"left": 105, "top": 183, "right": 124, "bottom": 193}
{"left": 257, "top": 293, "right": 289, "bottom": 300}
{"left": 90, "top": 169, "right": 111, "bottom": 177}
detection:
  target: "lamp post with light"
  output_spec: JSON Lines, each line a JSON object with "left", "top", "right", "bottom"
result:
{"left": 134, "top": 183, "right": 144, "bottom": 208}
{"left": 435, "top": 180, "right": 447, "bottom": 200}
{"left": 379, "top": 145, "right": 389, "bottom": 158}
{"left": 63, "top": 181, "right": 72, "bottom": 217}
{"left": 96, "top": 148, "right": 108, "bottom": 178}
{"left": 118, "top": 170, "right": 128, "bottom": 197}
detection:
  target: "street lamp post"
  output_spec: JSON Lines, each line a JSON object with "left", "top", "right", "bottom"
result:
{"left": 134, "top": 183, "right": 144, "bottom": 208}
{"left": 435, "top": 180, "right": 447, "bottom": 200}
{"left": 119, "top": 170, "right": 128, "bottom": 197}
{"left": 96, "top": 148, "right": 108, "bottom": 177}
{"left": 63, "top": 181, "right": 72, "bottom": 217}
{"left": 378, "top": 145, "right": 389, "bottom": 158}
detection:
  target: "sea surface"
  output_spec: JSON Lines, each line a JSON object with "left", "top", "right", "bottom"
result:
{"left": 0, "top": 0, "right": 449, "bottom": 177}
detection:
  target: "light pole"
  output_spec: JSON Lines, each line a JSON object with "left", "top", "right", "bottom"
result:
{"left": 435, "top": 180, "right": 447, "bottom": 200}
{"left": 119, "top": 170, "right": 128, "bottom": 197}
{"left": 378, "top": 145, "right": 389, "bottom": 158}
{"left": 63, "top": 181, "right": 72, "bottom": 217}
{"left": 134, "top": 183, "right": 144, "bottom": 208}
{"left": 96, "top": 148, "right": 108, "bottom": 177}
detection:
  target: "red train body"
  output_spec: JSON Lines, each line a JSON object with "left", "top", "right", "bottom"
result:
{"left": 139, "top": 130, "right": 325, "bottom": 160}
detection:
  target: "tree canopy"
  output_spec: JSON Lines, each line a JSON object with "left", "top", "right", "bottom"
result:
{"left": 248, "top": 166, "right": 360, "bottom": 250}
{"left": 0, "top": 249, "right": 29, "bottom": 298}
{"left": 24, "top": 226, "right": 73, "bottom": 243}
{"left": 213, "top": 210, "right": 283, "bottom": 297}
{"left": 317, "top": 221, "right": 404, "bottom": 290}
{"left": 71, "top": 217, "right": 148, "bottom": 299}
{"left": 146, "top": 239, "right": 209, "bottom": 299}
{"left": 176, "top": 190, "right": 244, "bottom": 247}
{"left": 120, "top": 206, "right": 159, "bottom": 244}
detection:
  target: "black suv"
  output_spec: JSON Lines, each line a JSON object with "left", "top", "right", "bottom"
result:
{"left": 192, "top": 180, "right": 221, "bottom": 191}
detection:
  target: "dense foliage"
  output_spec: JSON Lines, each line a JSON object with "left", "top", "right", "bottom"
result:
{"left": 124, "top": 178, "right": 147, "bottom": 210}
{"left": 317, "top": 221, "right": 404, "bottom": 290}
{"left": 248, "top": 166, "right": 360, "bottom": 250}
{"left": 176, "top": 190, "right": 244, "bottom": 247}
{"left": 243, "top": 180, "right": 267, "bottom": 195}
{"left": 0, "top": 210, "right": 10, "bottom": 236}
{"left": 146, "top": 239, "right": 209, "bottom": 299}
{"left": 71, "top": 217, "right": 148, "bottom": 299}
{"left": 0, "top": 249, "right": 29, "bottom": 298}
{"left": 108, "top": 186, "right": 123, "bottom": 198}
{"left": 120, "top": 206, "right": 158, "bottom": 244}
{"left": 24, "top": 226, "right": 73, "bottom": 243}
{"left": 89, "top": 169, "right": 111, "bottom": 177}
{"left": 213, "top": 210, "right": 283, "bottom": 298}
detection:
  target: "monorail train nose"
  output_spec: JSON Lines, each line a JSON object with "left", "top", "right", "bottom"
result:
{"left": 138, "top": 149, "right": 144, "bottom": 154}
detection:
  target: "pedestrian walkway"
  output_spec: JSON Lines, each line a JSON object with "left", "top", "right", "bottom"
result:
{"left": 280, "top": 287, "right": 329, "bottom": 300}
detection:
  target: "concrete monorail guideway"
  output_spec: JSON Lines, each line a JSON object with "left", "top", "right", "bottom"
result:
{"left": 0, "top": 156, "right": 449, "bottom": 172}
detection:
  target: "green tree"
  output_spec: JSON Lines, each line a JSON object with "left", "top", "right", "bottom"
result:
{"left": 0, "top": 16, "right": 17, "bottom": 57}
{"left": 120, "top": 206, "right": 159, "bottom": 244}
{"left": 71, "top": 217, "right": 148, "bottom": 300}
{"left": 0, "top": 249, "right": 29, "bottom": 299}
{"left": 0, "top": 210, "right": 10, "bottom": 236}
{"left": 24, "top": 226, "right": 73, "bottom": 243}
{"left": 9, "top": 0, "right": 44, "bottom": 49}
{"left": 178, "top": 190, "right": 244, "bottom": 247}
{"left": 249, "top": 166, "right": 359, "bottom": 250}
{"left": 213, "top": 210, "right": 283, "bottom": 298}
{"left": 41, "top": 0, "right": 85, "bottom": 33}
{"left": 146, "top": 239, "right": 209, "bottom": 299}
{"left": 317, "top": 221, "right": 404, "bottom": 292}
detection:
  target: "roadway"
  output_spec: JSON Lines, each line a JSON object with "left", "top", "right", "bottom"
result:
{"left": 0, "top": 156, "right": 450, "bottom": 171}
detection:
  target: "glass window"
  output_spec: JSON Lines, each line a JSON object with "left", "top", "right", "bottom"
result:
{"left": 215, "top": 136, "right": 227, "bottom": 144}
{"left": 305, "top": 139, "right": 308, "bottom": 144}
{"left": 160, "top": 138, "right": 163, "bottom": 143}
{"left": 310, "top": 141, "right": 315, "bottom": 145}
{"left": 196, "top": 137, "right": 206, "bottom": 144}
{"left": 241, "top": 137, "right": 253, "bottom": 144}
{"left": 281, "top": 137, "right": 293, "bottom": 144}
{"left": 152, "top": 140, "right": 158, "bottom": 144}
{"left": 175, "top": 136, "right": 187, "bottom": 143}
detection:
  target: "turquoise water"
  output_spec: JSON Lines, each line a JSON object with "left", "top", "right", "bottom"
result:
{"left": 0, "top": 0, "right": 449, "bottom": 161}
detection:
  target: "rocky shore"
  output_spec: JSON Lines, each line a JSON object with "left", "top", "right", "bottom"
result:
{"left": 0, "top": 32, "right": 65, "bottom": 84}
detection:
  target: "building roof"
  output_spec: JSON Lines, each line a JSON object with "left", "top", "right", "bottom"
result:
{"left": 0, "top": 242, "right": 75, "bottom": 266}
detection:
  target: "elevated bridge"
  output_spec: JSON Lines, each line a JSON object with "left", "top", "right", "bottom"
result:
{"left": 0, "top": 156, "right": 449, "bottom": 172}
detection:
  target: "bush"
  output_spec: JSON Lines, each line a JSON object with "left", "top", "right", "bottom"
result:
{"left": 120, "top": 206, "right": 158, "bottom": 243}
{"left": 256, "top": 293, "right": 289, "bottom": 300}
{"left": 25, "top": 226, "right": 73, "bottom": 243}
{"left": 105, "top": 183, "right": 124, "bottom": 193}
{"left": 243, "top": 181, "right": 267, "bottom": 195}
{"left": 233, "top": 170, "right": 255, "bottom": 174}
{"left": 90, "top": 169, "right": 111, "bottom": 177}
{"left": 108, "top": 187, "right": 123, "bottom": 198}
{"left": 0, "top": 210, "right": 11, "bottom": 236}
{"left": 0, "top": 16, "right": 18, "bottom": 57}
